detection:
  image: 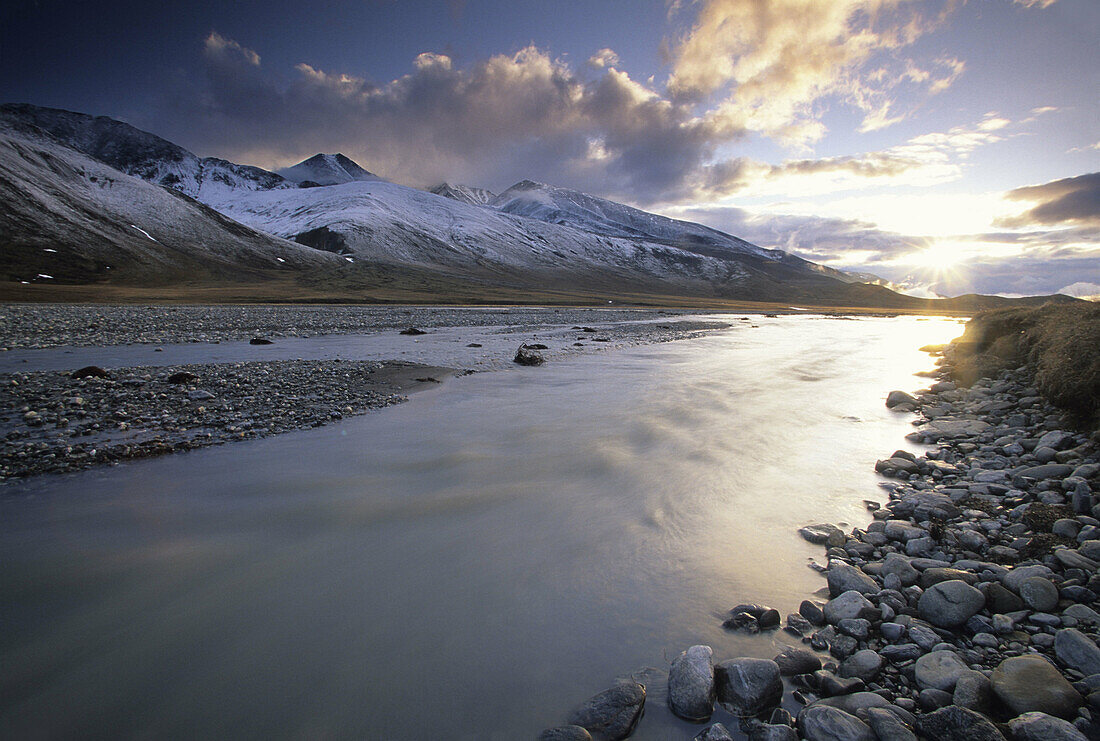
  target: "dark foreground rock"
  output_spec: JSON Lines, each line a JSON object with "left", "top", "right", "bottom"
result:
{"left": 566, "top": 681, "right": 645, "bottom": 741}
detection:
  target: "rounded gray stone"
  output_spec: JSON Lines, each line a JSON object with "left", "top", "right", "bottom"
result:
{"left": 1002, "top": 564, "right": 1056, "bottom": 594}
{"left": 823, "top": 590, "right": 876, "bottom": 625}
{"left": 917, "top": 579, "right": 985, "bottom": 628}
{"left": 839, "top": 649, "right": 883, "bottom": 682}
{"left": 914, "top": 650, "right": 969, "bottom": 692}
{"left": 715, "top": 658, "right": 782, "bottom": 717}
{"left": 773, "top": 646, "right": 822, "bottom": 676}
{"left": 990, "top": 654, "right": 1083, "bottom": 719}
{"left": 917, "top": 705, "right": 1006, "bottom": 741}
{"left": 826, "top": 563, "right": 878, "bottom": 598}
{"left": 1008, "top": 711, "right": 1088, "bottom": 740}
{"left": 539, "top": 726, "right": 593, "bottom": 741}
{"left": 797, "top": 705, "right": 874, "bottom": 741}
{"left": 1054, "top": 628, "right": 1100, "bottom": 677}
{"left": 567, "top": 680, "right": 646, "bottom": 741}
{"left": 669, "top": 644, "right": 715, "bottom": 721}
{"left": 1020, "top": 576, "right": 1060, "bottom": 612}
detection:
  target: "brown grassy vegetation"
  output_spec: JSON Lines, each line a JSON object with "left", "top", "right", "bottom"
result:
{"left": 947, "top": 301, "right": 1100, "bottom": 429}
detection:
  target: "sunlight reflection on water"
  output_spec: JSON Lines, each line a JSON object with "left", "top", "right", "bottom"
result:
{"left": 0, "top": 315, "right": 964, "bottom": 740}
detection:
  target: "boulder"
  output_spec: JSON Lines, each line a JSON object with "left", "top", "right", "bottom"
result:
{"left": 694, "top": 723, "right": 734, "bottom": 741}
{"left": 799, "top": 524, "right": 846, "bottom": 546}
{"left": 865, "top": 707, "right": 917, "bottom": 741}
{"left": 715, "top": 658, "right": 783, "bottom": 716}
{"left": 745, "top": 724, "right": 797, "bottom": 741}
{"left": 823, "top": 591, "right": 876, "bottom": 625}
{"left": 773, "top": 646, "right": 822, "bottom": 676}
{"left": 1007, "top": 712, "right": 1088, "bottom": 741}
{"left": 567, "top": 681, "right": 646, "bottom": 741}
{"left": 826, "top": 564, "right": 878, "bottom": 598}
{"left": 914, "top": 650, "right": 969, "bottom": 692}
{"left": 839, "top": 649, "right": 883, "bottom": 682}
{"left": 669, "top": 645, "right": 715, "bottom": 721}
{"left": 1019, "top": 577, "right": 1060, "bottom": 612}
{"left": 917, "top": 705, "right": 1005, "bottom": 740}
{"left": 514, "top": 345, "right": 545, "bottom": 366}
{"left": 1054, "top": 629, "right": 1100, "bottom": 677}
{"left": 1018, "top": 464, "right": 1074, "bottom": 481}
{"left": 797, "top": 705, "right": 874, "bottom": 741}
{"left": 990, "top": 655, "right": 1082, "bottom": 719}
{"left": 886, "top": 390, "right": 918, "bottom": 409}
{"left": 918, "top": 580, "right": 985, "bottom": 628}
{"left": 1002, "top": 564, "right": 1056, "bottom": 595}
{"left": 953, "top": 669, "right": 993, "bottom": 713}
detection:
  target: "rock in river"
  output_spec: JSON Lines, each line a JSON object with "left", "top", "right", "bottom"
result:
{"left": 715, "top": 658, "right": 782, "bottom": 717}
{"left": 917, "top": 579, "right": 985, "bottom": 628}
{"left": 539, "top": 726, "right": 593, "bottom": 741}
{"left": 799, "top": 523, "right": 845, "bottom": 546}
{"left": 514, "top": 345, "right": 545, "bottom": 366}
{"left": 990, "top": 654, "right": 1082, "bottom": 719}
{"left": 567, "top": 681, "right": 645, "bottom": 741}
{"left": 886, "top": 390, "right": 917, "bottom": 409}
{"left": 917, "top": 705, "right": 1005, "bottom": 740}
{"left": 774, "top": 646, "right": 822, "bottom": 676}
{"left": 669, "top": 645, "right": 715, "bottom": 721}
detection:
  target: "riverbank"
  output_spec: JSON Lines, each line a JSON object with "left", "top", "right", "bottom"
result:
{"left": 540, "top": 314, "right": 1100, "bottom": 740}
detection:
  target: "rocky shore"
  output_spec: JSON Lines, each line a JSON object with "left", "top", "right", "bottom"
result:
{"left": 539, "top": 335, "right": 1100, "bottom": 739}
{"left": 0, "top": 359, "right": 446, "bottom": 481}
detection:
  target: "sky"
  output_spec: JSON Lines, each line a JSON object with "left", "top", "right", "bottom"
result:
{"left": 2, "top": 0, "right": 1098, "bottom": 298}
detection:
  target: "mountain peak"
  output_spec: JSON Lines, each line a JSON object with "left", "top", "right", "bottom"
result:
{"left": 429, "top": 182, "right": 497, "bottom": 206}
{"left": 277, "top": 153, "right": 377, "bottom": 185}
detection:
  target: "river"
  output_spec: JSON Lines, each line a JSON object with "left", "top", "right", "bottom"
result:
{"left": 0, "top": 314, "right": 962, "bottom": 739}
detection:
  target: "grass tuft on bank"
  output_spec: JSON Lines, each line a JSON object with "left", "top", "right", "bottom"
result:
{"left": 946, "top": 301, "right": 1100, "bottom": 430}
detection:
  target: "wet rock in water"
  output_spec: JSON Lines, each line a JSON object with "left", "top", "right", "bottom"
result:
{"left": 797, "top": 705, "right": 874, "bottom": 741}
{"left": 538, "top": 726, "right": 593, "bottom": 741}
{"left": 71, "top": 365, "right": 109, "bottom": 379}
{"left": 826, "top": 563, "right": 878, "bottom": 597}
{"left": 167, "top": 371, "right": 198, "bottom": 384}
{"left": 917, "top": 579, "right": 985, "bottom": 627}
{"left": 773, "top": 646, "right": 822, "bottom": 676}
{"left": 694, "top": 723, "right": 734, "bottom": 741}
{"left": 886, "top": 390, "right": 917, "bottom": 409}
{"left": 525, "top": 343, "right": 549, "bottom": 350}
{"left": 567, "top": 680, "right": 645, "bottom": 741}
{"left": 1007, "top": 711, "right": 1089, "bottom": 741}
{"left": 249, "top": 337, "right": 274, "bottom": 345}
{"left": 800, "top": 600, "right": 826, "bottom": 626}
{"left": 917, "top": 705, "right": 1005, "bottom": 741}
{"left": 668, "top": 645, "right": 715, "bottom": 721}
{"left": 514, "top": 345, "right": 545, "bottom": 366}
{"left": 799, "top": 523, "right": 845, "bottom": 546}
{"left": 990, "top": 654, "right": 1083, "bottom": 719}
{"left": 1054, "top": 628, "right": 1100, "bottom": 677}
{"left": 398, "top": 327, "right": 426, "bottom": 336}
{"left": 746, "top": 723, "right": 797, "bottom": 741}
{"left": 466, "top": 343, "right": 482, "bottom": 348}
{"left": 715, "top": 658, "right": 783, "bottom": 716}
{"left": 914, "top": 650, "right": 969, "bottom": 692}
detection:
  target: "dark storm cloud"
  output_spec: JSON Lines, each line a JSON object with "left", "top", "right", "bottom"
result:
{"left": 998, "top": 172, "right": 1100, "bottom": 227}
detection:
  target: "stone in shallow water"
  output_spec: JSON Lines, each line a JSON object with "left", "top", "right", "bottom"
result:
{"left": 990, "top": 654, "right": 1083, "bottom": 719}
{"left": 799, "top": 523, "right": 845, "bottom": 545}
{"left": 865, "top": 707, "right": 917, "bottom": 741}
{"left": 1008, "top": 711, "right": 1089, "bottom": 741}
{"left": 668, "top": 645, "right": 715, "bottom": 721}
{"left": 567, "top": 681, "right": 645, "bottom": 741}
{"left": 693, "top": 723, "right": 734, "bottom": 741}
{"left": 715, "top": 658, "right": 782, "bottom": 717}
{"left": 773, "top": 646, "right": 822, "bottom": 676}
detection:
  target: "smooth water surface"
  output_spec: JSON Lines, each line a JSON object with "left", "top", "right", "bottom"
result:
{"left": 0, "top": 315, "right": 962, "bottom": 739}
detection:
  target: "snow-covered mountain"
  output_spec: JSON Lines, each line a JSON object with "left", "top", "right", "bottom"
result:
{"left": 0, "top": 113, "right": 341, "bottom": 286}
{"left": 0, "top": 104, "right": 299, "bottom": 205}
{"left": 277, "top": 153, "right": 379, "bottom": 186}
{"left": 491, "top": 180, "right": 773, "bottom": 261}
{"left": 429, "top": 183, "right": 497, "bottom": 206}
{"left": 0, "top": 103, "right": 914, "bottom": 304}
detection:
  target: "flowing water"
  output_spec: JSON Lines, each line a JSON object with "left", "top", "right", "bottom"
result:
{"left": 0, "top": 315, "right": 962, "bottom": 740}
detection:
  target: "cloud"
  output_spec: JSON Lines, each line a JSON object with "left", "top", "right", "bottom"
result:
{"left": 665, "top": 0, "right": 961, "bottom": 144}
{"left": 587, "top": 49, "right": 620, "bottom": 69}
{"left": 1013, "top": 0, "right": 1059, "bottom": 8}
{"left": 998, "top": 172, "right": 1100, "bottom": 227}
{"left": 1058, "top": 282, "right": 1100, "bottom": 301}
